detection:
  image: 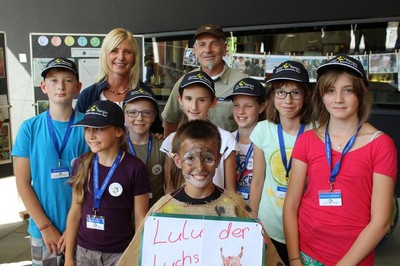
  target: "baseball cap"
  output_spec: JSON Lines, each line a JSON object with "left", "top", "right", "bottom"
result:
{"left": 73, "top": 100, "right": 124, "bottom": 129}
{"left": 316, "top": 55, "right": 368, "bottom": 85}
{"left": 194, "top": 23, "right": 226, "bottom": 40}
{"left": 41, "top": 57, "right": 79, "bottom": 79}
{"left": 225, "top": 78, "right": 266, "bottom": 101}
{"left": 123, "top": 84, "right": 164, "bottom": 134}
{"left": 267, "top": 61, "right": 309, "bottom": 83}
{"left": 179, "top": 71, "right": 215, "bottom": 94}
{"left": 124, "top": 84, "right": 158, "bottom": 106}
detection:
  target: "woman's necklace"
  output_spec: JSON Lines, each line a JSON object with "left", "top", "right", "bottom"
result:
{"left": 329, "top": 131, "right": 356, "bottom": 151}
{"left": 108, "top": 87, "right": 129, "bottom": 95}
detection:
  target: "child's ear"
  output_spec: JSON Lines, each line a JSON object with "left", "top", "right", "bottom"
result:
{"left": 172, "top": 153, "right": 182, "bottom": 169}
{"left": 40, "top": 80, "right": 47, "bottom": 94}
{"left": 210, "top": 97, "right": 218, "bottom": 108}
{"left": 115, "top": 127, "right": 124, "bottom": 138}
{"left": 76, "top": 81, "right": 82, "bottom": 94}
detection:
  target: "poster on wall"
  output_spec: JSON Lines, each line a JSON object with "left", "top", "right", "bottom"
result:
{"left": 0, "top": 122, "right": 11, "bottom": 165}
{"left": 232, "top": 53, "right": 266, "bottom": 80}
{"left": 140, "top": 213, "right": 265, "bottom": 265}
{"left": 182, "top": 48, "right": 199, "bottom": 67}
{"left": 291, "top": 55, "right": 328, "bottom": 82}
{"left": 30, "top": 33, "right": 144, "bottom": 113}
{"left": 368, "top": 53, "right": 399, "bottom": 92}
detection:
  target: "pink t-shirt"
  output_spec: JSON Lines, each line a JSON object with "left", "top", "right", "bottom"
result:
{"left": 292, "top": 130, "right": 397, "bottom": 265}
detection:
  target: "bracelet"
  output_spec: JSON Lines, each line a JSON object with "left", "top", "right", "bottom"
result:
{"left": 39, "top": 221, "right": 52, "bottom": 231}
{"left": 289, "top": 257, "right": 301, "bottom": 262}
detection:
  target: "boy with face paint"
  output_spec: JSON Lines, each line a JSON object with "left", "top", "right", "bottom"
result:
{"left": 117, "top": 120, "right": 283, "bottom": 266}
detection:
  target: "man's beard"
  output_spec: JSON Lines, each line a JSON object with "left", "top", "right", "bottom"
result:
{"left": 203, "top": 61, "right": 214, "bottom": 72}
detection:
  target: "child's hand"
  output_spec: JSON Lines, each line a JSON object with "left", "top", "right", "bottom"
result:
{"left": 57, "top": 232, "right": 66, "bottom": 253}
{"left": 41, "top": 224, "right": 61, "bottom": 255}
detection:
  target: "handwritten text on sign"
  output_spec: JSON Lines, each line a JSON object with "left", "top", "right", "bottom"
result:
{"left": 140, "top": 214, "right": 264, "bottom": 266}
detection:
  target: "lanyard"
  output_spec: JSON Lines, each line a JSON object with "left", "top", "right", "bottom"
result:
{"left": 277, "top": 123, "right": 306, "bottom": 178}
{"left": 235, "top": 133, "right": 254, "bottom": 176}
{"left": 325, "top": 123, "right": 361, "bottom": 191}
{"left": 93, "top": 149, "right": 123, "bottom": 211}
{"left": 46, "top": 110, "right": 75, "bottom": 166}
{"left": 127, "top": 134, "right": 152, "bottom": 165}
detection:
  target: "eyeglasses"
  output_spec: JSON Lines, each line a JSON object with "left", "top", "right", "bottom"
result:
{"left": 125, "top": 110, "right": 155, "bottom": 118}
{"left": 273, "top": 89, "right": 304, "bottom": 100}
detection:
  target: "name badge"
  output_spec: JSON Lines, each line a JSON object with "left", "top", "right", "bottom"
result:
{"left": 319, "top": 190, "right": 342, "bottom": 206}
{"left": 86, "top": 215, "right": 105, "bottom": 230}
{"left": 276, "top": 186, "right": 287, "bottom": 199}
{"left": 50, "top": 168, "right": 69, "bottom": 179}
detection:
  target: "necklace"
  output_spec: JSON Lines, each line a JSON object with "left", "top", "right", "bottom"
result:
{"left": 108, "top": 87, "right": 129, "bottom": 95}
{"left": 329, "top": 131, "right": 355, "bottom": 151}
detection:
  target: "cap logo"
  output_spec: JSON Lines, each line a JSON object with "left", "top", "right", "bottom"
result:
{"left": 335, "top": 55, "right": 358, "bottom": 68}
{"left": 276, "top": 63, "right": 301, "bottom": 74}
{"left": 205, "top": 26, "right": 211, "bottom": 30}
{"left": 87, "top": 105, "right": 109, "bottom": 118}
{"left": 187, "top": 73, "right": 213, "bottom": 87}
{"left": 235, "top": 80, "right": 255, "bottom": 91}
{"left": 50, "top": 58, "right": 73, "bottom": 68}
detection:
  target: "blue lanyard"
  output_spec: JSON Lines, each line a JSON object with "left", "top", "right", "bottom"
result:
{"left": 325, "top": 123, "right": 361, "bottom": 191}
{"left": 277, "top": 123, "right": 306, "bottom": 178}
{"left": 127, "top": 134, "right": 153, "bottom": 165}
{"left": 93, "top": 149, "right": 123, "bottom": 211}
{"left": 235, "top": 133, "right": 253, "bottom": 176}
{"left": 46, "top": 110, "right": 75, "bottom": 166}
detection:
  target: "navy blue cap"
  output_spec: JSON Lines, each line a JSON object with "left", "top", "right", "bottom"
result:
{"left": 179, "top": 70, "right": 215, "bottom": 94}
{"left": 267, "top": 61, "right": 309, "bottom": 83}
{"left": 225, "top": 78, "right": 266, "bottom": 101}
{"left": 316, "top": 55, "right": 368, "bottom": 85}
{"left": 73, "top": 100, "right": 124, "bottom": 129}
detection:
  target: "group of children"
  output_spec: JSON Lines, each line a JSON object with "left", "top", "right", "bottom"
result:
{"left": 12, "top": 54, "right": 397, "bottom": 266}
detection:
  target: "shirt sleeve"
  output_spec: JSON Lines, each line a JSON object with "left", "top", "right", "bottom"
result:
{"left": 11, "top": 120, "right": 30, "bottom": 158}
{"left": 372, "top": 134, "right": 397, "bottom": 181}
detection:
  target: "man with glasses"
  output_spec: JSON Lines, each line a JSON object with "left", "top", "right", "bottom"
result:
{"left": 161, "top": 23, "right": 247, "bottom": 136}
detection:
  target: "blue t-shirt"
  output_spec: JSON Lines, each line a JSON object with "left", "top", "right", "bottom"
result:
{"left": 11, "top": 111, "right": 89, "bottom": 238}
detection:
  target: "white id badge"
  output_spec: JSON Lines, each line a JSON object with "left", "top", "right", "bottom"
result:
{"left": 50, "top": 167, "right": 69, "bottom": 179}
{"left": 319, "top": 190, "right": 342, "bottom": 206}
{"left": 276, "top": 186, "right": 287, "bottom": 199}
{"left": 86, "top": 215, "right": 105, "bottom": 230}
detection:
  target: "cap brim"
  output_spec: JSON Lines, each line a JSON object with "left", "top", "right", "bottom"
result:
{"left": 224, "top": 92, "right": 259, "bottom": 101}
{"left": 41, "top": 66, "right": 78, "bottom": 78}
{"left": 124, "top": 94, "right": 158, "bottom": 105}
{"left": 72, "top": 119, "right": 111, "bottom": 128}
{"left": 180, "top": 80, "right": 214, "bottom": 93}
{"left": 267, "top": 77, "right": 307, "bottom": 83}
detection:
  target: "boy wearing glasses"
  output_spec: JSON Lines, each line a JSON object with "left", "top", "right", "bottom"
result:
{"left": 123, "top": 86, "right": 166, "bottom": 207}
{"left": 249, "top": 60, "right": 312, "bottom": 265}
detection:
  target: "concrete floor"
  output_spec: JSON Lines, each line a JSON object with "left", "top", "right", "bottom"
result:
{"left": 0, "top": 176, "right": 399, "bottom": 265}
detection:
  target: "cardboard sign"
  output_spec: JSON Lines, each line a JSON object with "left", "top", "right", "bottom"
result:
{"left": 140, "top": 213, "right": 264, "bottom": 265}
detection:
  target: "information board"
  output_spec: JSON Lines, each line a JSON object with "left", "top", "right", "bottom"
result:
{"left": 30, "top": 33, "right": 144, "bottom": 113}
{"left": 140, "top": 213, "right": 265, "bottom": 265}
